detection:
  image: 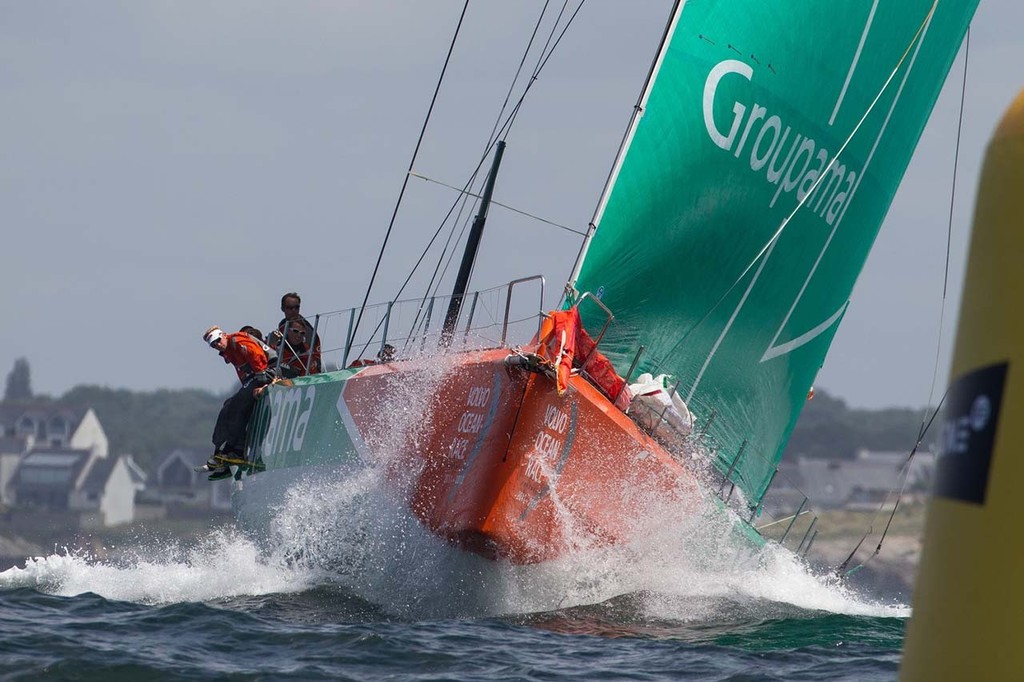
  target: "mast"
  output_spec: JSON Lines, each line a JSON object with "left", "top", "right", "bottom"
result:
{"left": 564, "top": 0, "right": 685, "bottom": 299}
{"left": 441, "top": 140, "right": 506, "bottom": 346}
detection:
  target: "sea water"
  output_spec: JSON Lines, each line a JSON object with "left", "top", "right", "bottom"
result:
{"left": 0, "top": 479, "right": 907, "bottom": 681}
{"left": 0, "top": 363, "right": 907, "bottom": 680}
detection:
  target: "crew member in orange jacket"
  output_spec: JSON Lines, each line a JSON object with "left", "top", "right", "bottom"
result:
{"left": 269, "top": 292, "right": 322, "bottom": 377}
{"left": 201, "top": 325, "right": 273, "bottom": 480}
{"left": 276, "top": 318, "right": 323, "bottom": 378}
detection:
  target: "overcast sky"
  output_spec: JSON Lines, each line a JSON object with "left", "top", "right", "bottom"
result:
{"left": 1, "top": 1, "right": 1019, "bottom": 409}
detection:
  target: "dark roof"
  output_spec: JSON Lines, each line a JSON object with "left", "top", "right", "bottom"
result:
{"left": 0, "top": 401, "right": 90, "bottom": 444}
{"left": 0, "top": 402, "right": 89, "bottom": 435}
{"left": 80, "top": 457, "right": 118, "bottom": 495}
{"left": 123, "top": 456, "right": 147, "bottom": 486}
{"left": 10, "top": 448, "right": 92, "bottom": 491}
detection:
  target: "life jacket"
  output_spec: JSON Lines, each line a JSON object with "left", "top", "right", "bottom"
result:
{"left": 536, "top": 306, "right": 630, "bottom": 409}
{"left": 537, "top": 308, "right": 580, "bottom": 395}
{"left": 276, "top": 318, "right": 322, "bottom": 376}
{"left": 245, "top": 332, "right": 277, "bottom": 367}
{"left": 575, "top": 325, "right": 630, "bottom": 411}
{"left": 221, "top": 332, "right": 270, "bottom": 383}
{"left": 279, "top": 342, "right": 322, "bottom": 377}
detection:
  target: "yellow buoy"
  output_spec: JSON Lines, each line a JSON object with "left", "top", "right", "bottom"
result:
{"left": 901, "top": 89, "right": 1024, "bottom": 679}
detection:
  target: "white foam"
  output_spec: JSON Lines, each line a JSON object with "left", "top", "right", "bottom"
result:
{"left": 0, "top": 476, "right": 904, "bottom": 620}
{"left": 238, "top": 354, "right": 907, "bottom": 621}
{"left": 0, "top": 530, "right": 313, "bottom": 605}
{"left": 234, "top": 450, "right": 907, "bottom": 621}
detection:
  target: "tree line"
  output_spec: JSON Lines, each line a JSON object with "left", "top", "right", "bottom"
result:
{"left": 783, "top": 388, "right": 937, "bottom": 460}
{"left": 4, "top": 357, "right": 936, "bottom": 472}
{"left": 4, "top": 356, "right": 226, "bottom": 471}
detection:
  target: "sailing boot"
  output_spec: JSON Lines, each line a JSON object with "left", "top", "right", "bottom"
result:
{"left": 207, "top": 465, "right": 233, "bottom": 481}
{"left": 194, "top": 455, "right": 232, "bottom": 481}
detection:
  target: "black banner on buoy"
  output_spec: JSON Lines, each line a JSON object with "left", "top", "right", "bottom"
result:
{"left": 934, "top": 362, "right": 1008, "bottom": 505}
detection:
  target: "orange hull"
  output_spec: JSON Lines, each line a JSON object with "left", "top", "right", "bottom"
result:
{"left": 342, "top": 348, "right": 702, "bottom": 564}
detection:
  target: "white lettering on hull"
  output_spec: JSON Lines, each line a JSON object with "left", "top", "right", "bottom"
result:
{"left": 524, "top": 405, "right": 570, "bottom": 484}
{"left": 444, "top": 376, "right": 501, "bottom": 503}
{"left": 262, "top": 385, "right": 316, "bottom": 457}
{"left": 448, "top": 384, "right": 492, "bottom": 459}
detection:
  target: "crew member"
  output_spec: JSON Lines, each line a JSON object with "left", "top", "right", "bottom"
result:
{"left": 269, "top": 292, "right": 322, "bottom": 375}
{"left": 277, "top": 319, "right": 322, "bottom": 378}
{"left": 201, "top": 325, "right": 273, "bottom": 480}
{"left": 240, "top": 324, "right": 278, "bottom": 369}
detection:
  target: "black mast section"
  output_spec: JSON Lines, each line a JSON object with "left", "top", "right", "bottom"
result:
{"left": 441, "top": 140, "right": 506, "bottom": 346}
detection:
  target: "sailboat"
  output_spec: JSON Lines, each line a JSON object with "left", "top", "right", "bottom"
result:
{"left": 232, "top": 1, "right": 979, "bottom": 566}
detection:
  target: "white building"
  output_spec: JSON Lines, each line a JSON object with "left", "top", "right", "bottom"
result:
{"left": 773, "top": 449, "right": 936, "bottom": 512}
{"left": 147, "top": 448, "right": 232, "bottom": 512}
{"left": 0, "top": 402, "right": 143, "bottom": 527}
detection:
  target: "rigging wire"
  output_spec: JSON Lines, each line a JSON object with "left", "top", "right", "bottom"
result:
{"left": 352, "top": 1, "right": 589, "bottom": 360}
{"left": 838, "top": 26, "right": 971, "bottom": 577}
{"left": 835, "top": 390, "right": 947, "bottom": 576}
{"left": 413, "top": 0, "right": 557, "bottom": 322}
{"left": 422, "top": 0, "right": 585, "bottom": 307}
{"left": 923, "top": 25, "right": 970, "bottom": 407}
{"left": 400, "top": 1, "right": 559, "bottom": 347}
{"left": 350, "top": 1, "right": 471, "bottom": 347}
{"left": 565, "top": 0, "right": 684, "bottom": 303}
{"left": 420, "top": 0, "right": 588, "bottom": 306}
{"left": 492, "top": 1, "right": 557, "bottom": 149}
{"left": 403, "top": 177, "right": 479, "bottom": 347}
{"left": 408, "top": 172, "right": 588, "bottom": 237}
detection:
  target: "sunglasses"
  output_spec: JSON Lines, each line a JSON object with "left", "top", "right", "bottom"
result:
{"left": 284, "top": 305, "right": 300, "bottom": 310}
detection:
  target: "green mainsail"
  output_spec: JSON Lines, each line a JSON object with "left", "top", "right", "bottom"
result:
{"left": 569, "top": 0, "right": 978, "bottom": 506}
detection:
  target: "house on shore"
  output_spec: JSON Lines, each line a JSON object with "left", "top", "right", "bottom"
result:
{"left": 139, "top": 448, "right": 232, "bottom": 515}
{"left": 771, "top": 449, "right": 936, "bottom": 513}
{"left": 0, "top": 402, "right": 145, "bottom": 528}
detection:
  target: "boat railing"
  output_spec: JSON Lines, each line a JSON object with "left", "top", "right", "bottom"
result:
{"left": 561, "top": 291, "right": 632, "bottom": 407}
{"left": 306, "top": 275, "right": 545, "bottom": 369}
{"left": 573, "top": 292, "right": 614, "bottom": 345}
{"left": 500, "top": 275, "right": 547, "bottom": 346}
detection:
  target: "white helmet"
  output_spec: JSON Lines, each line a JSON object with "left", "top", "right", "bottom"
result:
{"left": 203, "top": 325, "right": 226, "bottom": 348}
